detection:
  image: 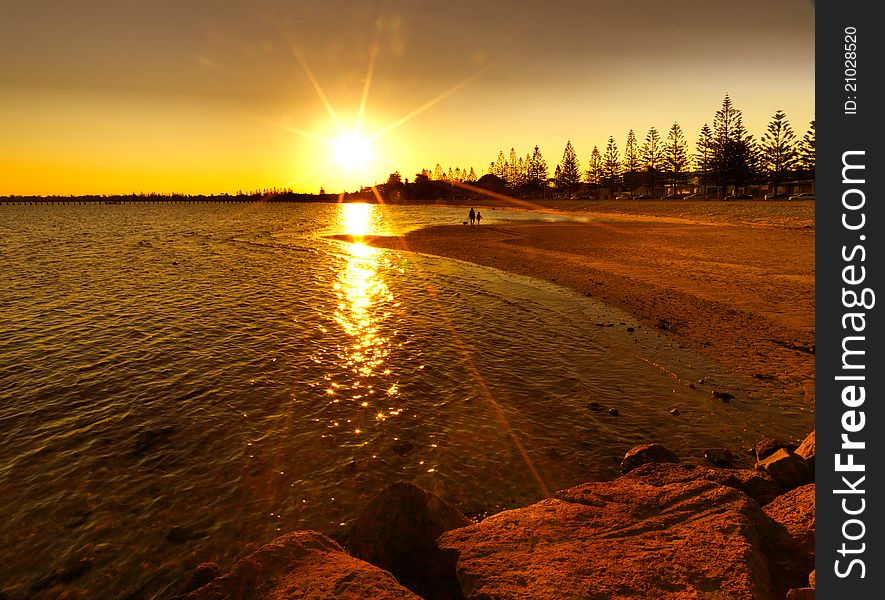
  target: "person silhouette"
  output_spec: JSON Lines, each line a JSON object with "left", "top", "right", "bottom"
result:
{"left": 475, "top": 211, "right": 482, "bottom": 225}
{"left": 468, "top": 207, "right": 475, "bottom": 225}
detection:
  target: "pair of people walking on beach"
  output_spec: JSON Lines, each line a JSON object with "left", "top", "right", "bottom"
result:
{"left": 467, "top": 207, "right": 482, "bottom": 226}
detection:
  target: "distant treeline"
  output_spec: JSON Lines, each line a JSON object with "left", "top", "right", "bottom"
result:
{"left": 412, "top": 94, "right": 815, "bottom": 198}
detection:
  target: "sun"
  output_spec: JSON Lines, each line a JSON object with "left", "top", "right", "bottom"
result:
{"left": 332, "top": 132, "right": 372, "bottom": 171}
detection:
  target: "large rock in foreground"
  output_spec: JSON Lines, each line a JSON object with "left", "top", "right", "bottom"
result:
{"left": 439, "top": 470, "right": 799, "bottom": 599}
{"left": 346, "top": 482, "right": 471, "bottom": 600}
{"left": 184, "top": 530, "right": 419, "bottom": 599}
{"left": 764, "top": 483, "right": 816, "bottom": 579}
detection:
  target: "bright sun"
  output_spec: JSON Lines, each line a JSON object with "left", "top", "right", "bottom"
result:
{"left": 333, "top": 132, "right": 372, "bottom": 171}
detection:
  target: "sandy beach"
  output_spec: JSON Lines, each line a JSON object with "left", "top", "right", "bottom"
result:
{"left": 360, "top": 200, "right": 815, "bottom": 404}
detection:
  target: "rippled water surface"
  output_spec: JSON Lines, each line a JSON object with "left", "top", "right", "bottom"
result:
{"left": 0, "top": 202, "right": 812, "bottom": 598}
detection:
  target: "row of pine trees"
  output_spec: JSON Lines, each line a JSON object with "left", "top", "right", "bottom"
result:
{"left": 421, "top": 95, "right": 814, "bottom": 197}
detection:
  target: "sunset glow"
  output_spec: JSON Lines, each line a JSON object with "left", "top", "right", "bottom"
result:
{"left": 0, "top": 1, "right": 814, "bottom": 196}
{"left": 332, "top": 132, "right": 373, "bottom": 172}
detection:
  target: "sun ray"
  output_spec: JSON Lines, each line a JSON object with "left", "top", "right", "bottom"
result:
{"left": 356, "top": 43, "right": 379, "bottom": 136}
{"left": 368, "top": 61, "right": 495, "bottom": 143}
{"left": 278, "top": 24, "right": 344, "bottom": 135}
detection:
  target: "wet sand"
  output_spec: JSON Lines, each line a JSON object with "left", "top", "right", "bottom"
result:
{"left": 361, "top": 200, "right": 815, "bottom": 403}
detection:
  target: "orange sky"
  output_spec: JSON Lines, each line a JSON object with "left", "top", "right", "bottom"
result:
{"left": 0, "top": 0, "right": 814, "bottom": 196}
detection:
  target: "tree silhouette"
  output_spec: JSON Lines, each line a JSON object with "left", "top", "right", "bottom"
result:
{"left": 797, "top": 119, "right": 815, "bottom": 181}
{"left": 760, "top": 109, "right": 797, "bottom": 195}
{"left": 603, "top": 136, "right": 621, "bottom": 190}
{"left": 556, "top": 140, "right": 581, "bottom": 192}
{"left": 664, "top": 123, "right": 688, "bottom": 195}
{"left": 640, "top": 127, "right": 664, "bottom": 196}
{"left": 694, "top": 124, "right": 714, "bottom": 198}
{"left": 711, "top": 94, "right": 755, "bottom": 196}
{"left": 623, "top": 129, "right": 640, "bottom": 197}
{"left": 525, "top": 145, "right": 549, "bottom": 190}
{"left": 586, "top": 146, "right": 603, "bottom": 190}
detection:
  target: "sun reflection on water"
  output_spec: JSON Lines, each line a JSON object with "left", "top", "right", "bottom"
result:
{"left": 328, "top": 202, "right": 401, "bottom": 438}
{"left": 338, "top": 202, "right": 375, "bottom": 238}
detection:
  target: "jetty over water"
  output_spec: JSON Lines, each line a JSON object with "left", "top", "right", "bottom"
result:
{"left": 0, "top": 192, "right": 339, "bottom": 206}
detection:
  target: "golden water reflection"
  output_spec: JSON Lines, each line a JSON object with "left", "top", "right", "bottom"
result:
{"left": 329, "top": 203, "right": 400, "bottom": 436}
{"left": 332, "top": 241, "right": 394, "bottom": 379}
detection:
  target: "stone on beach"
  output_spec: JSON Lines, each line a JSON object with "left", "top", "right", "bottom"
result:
{"left": 183, "top": 530, "right": 419, "bottom": 599}
{"left": 704, "top": 447, "right": 735, "bottom": 468}
{"left": 754, "top": 448, "right": 812, "bottom": 490}
{"left": 619, "top": 442, "right": 680, "bottom": 473}
{"left": 763, "top": 484, "right": 815, "bottom": 577}
{"left": 754, "top": 438, "right": 799, "bottom": 462}
{"left": 794, "top": 430, "right": 815, "bottom": 469}
{"left": 622, "top": 462, "right": 783, "bottom": 506}
{"left": 438, "top": 470, "right": 799, "bottom": 599}
{"left": 346, "top": 482, "right": 471, "bottom": 600}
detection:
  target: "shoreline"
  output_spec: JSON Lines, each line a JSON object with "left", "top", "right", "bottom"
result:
{"left": 337, "top": 201, "right": 815, "bottom": 404}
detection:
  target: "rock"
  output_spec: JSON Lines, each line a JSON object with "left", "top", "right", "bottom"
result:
{"left": 795, "top": 431, "right": 815, "bottom": 469}
{"left": 132, "top": 427, "right": 176, "bottom": 458}
{"left": 755, "top": 449, "right": 812, "bottom": 490}
{"left": 439, "top": 474, "right": 799, "bottom": 599}
{"left": 704, "top": 448, "right": 735, "bottom": 468}
{"left": 809, "top": 569, "right": 815, "bottom": 587}
{"left": 166, "top": 525, "right": 209, "bottom": 544}
{"left": 185, "top": 530, "right": 419, "bottom": 599}
{"left": 623, "top": 462, "right": 783, "bottom": 506}
{"left": 755, "top": 438, "right": 798, "bottom": 462}
{"left": 180, "top": 563, "right": 221, "bottom": 595}
{"left": 391, "top": 441, "right": 414, "bottom": 456}
{"left": 786, "top": 588, "right": 815, "bottom": 599}
{"left": 712, "top": 390, "right": 734, "bottom": 402}
{"left": 764, "top": 484, "right": 815, "bottom": 577}
{"left": 586, "top": 402, "right": 602, "bottom": 412}
{"left": 669, "top": 407, "right": 680, "bottom": 416}
{"left": 619, "top": 443, "right": 680, "bottom": 474}
{"left": 608, "top": 407, "right": 619, "bottom": 416}
{"left": 346, "top": 482, "right": 471, "bottom": 600}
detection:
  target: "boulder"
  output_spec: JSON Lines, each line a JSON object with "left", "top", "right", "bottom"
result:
{"left": 179, "top": 563, "right": 221, "bottom": 595}
{"left": 439, "top": 474, "right": 800, "bottom": 599}
{"left": 786, "top": 588, "right": 815, "bottom": 599}
{"left": 346, "top": 482, "right": 471, "bottom": 600}
{"left": 755, "top": 449, "right": 812, "bottom": 490}
{"left": 764, "top": 484, "right": 815, "bottom": 576}
{"left": 795, "top": 431, "right": 815, "bottom": 469}
{"left": 622, "top": 462, "right": 784, "bottom": 506}
{"left": 755, "top": 438, "right": 798, "bottom": 462}
{"left": 704, "top": 448, "right": 735, "bottom": 468}
{"left": 619, "top": 443, "right": 680, "bottom": 473}
{"left": 184, "top": 530, "right": 419, "bottom": 599}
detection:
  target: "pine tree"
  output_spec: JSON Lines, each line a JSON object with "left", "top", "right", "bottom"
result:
{"left": 494, "top": 150, "right": 508, "bottom": 180}
{"left": 623, "top": 129, "right": 640, "bottom": 197}
{"left": 526, "top": 145, "right": 548, "bottom": 190}
{"left": 467, "top": 167, "right": 477, "bottom": 182}
{"left": 557, "top": 140, "right": 581, "bottom": 191}
{"left": 797, "top": 119, "right": 815, "bottom": 180}
{"left": 433, "top": 164, "right": 444, "bottom": 181}
{"left": 664, "top": 123, "right": 688, "bottom": 195}
{"left": 760, "top": 110, "right": 797, "bottom": 195}
{"left": 603, "top": 136, "right": 621, "bottom": 190}
{"left": 586, "top": 146, "right": 603, "bottom": 188}
{"left": 695, "top": 124, "right": 714, "bottom": 197}
{"left": 509, "top": 148, "right": 519, "bottom": 185}
{"left": 640, "top": 127, "right": 664, "bottom": 196}
{"left": 711, "top": 94, "right": 754, "bottom": 196}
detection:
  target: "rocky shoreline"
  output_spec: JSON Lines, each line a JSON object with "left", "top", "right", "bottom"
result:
{"left": 176, "top": 430, "right": 816, "bottom": 599}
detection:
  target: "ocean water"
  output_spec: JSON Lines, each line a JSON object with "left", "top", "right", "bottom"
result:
{"left": 0, "top": 202, "right": 812, "bottom": 598}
